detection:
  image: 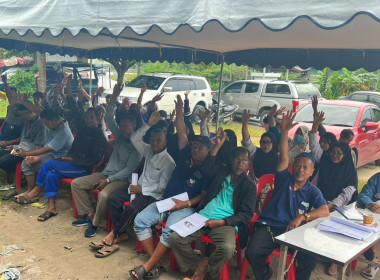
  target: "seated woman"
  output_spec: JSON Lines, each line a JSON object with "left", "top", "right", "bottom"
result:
{"left": 241, "top": 109, "right": 278, "bottom": 180}
{"left": 309, "top": 111, "right": 337, "bottom": 184}
{"left": 317, "top": 141, "right": 358, "bottom": 275}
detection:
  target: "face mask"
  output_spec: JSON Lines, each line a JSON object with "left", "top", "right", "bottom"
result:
{"left": 294, "top": 134, "right": 304, "bottom": 144}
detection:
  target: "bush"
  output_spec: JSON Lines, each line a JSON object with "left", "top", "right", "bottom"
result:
{"left": 8, "top": 64, "right": 39, "bottom": 99}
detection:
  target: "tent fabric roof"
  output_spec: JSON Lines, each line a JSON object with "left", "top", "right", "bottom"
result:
{"left": 1, "top": 0, "right": 380, "bottom": 69}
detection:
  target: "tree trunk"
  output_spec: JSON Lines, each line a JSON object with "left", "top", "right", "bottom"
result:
{"left": 35, "top": 51, "right": 46, "bottom": 91}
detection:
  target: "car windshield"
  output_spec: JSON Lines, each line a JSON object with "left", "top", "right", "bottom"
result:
{"left": 294, "top": 104, "right": 360, "bottom": 127}
{"left": 128, "top": 75, "right": 166, "bottom": 90}
{"left": 294, "top": 83, "right": 321, "bottom": 99}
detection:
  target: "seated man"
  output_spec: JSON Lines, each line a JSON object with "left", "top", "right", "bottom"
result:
{"left": 169, "top": 146, "right": 256, "bottom": 280}
{"left": 0, "top": 103, "right": 46, "bottom": 175}
{"left": 71, "top": 82, "right": 142, "bottom": 237}
{"left": 129, "top": 95, "right": 214, "bottom": 280}
{"left": 245, "top": 111, "right": 329, "bottom": 280}
{"left": 22, "top": 77, "right": 108, "bottom": 221}
{"left": 94, "top": 112, "right": 176, "bottom": 255}
{"left": 14, "top": 106, "right": 74, "bottom": 204}
{"left": 356, "top": 172, "right": 380, "bottom": 280}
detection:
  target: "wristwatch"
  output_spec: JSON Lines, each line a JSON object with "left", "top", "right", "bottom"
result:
{"left": 106, "top": 178, "right": 111, "bottom": 184}
{"left": 304, "top": 213, "right": 311, "bottom": 222}
{"left": 187, "top": 200, "right": 192, "bottom": 208}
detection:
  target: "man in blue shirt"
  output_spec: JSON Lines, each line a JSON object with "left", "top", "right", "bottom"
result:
{"left": 169, "top": 146, "right": 256, "bottom": 280}
{"left": 246, "top": 111, "right": 329, "bottom": 280}
{"left": 130, "top": 95, "right": 215, "bottom": 280}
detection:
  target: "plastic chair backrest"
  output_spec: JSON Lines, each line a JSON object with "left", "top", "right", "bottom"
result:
{"left": 256, "top": 174, "right": 275, "bottom": 198}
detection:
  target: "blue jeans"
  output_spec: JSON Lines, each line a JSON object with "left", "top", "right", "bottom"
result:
{"left": 36, "top": 159, "right": 88, "bottom": 199}
{"left": 133, "top": 202, "right": 195, "bottom": 248}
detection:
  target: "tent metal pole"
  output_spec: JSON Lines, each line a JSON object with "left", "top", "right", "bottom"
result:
{"left": 215, "top": 56, "right": 225, "bottom": 132}
{"left": 89, "top": 54, "right": 93, "bottom": 96}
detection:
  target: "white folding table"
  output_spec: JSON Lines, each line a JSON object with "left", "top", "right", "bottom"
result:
{"left": 274, "top": 205, "right": 380, "bottom": 280}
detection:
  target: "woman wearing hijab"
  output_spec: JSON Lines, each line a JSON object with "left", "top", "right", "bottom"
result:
{"left": 288, "top": 125, "right": 310, "bottom": 165}
{"left": 242, "top": 109, "right": 278, "bottom": 180}
{"left": 317, "top": 141, "right": 358, "bottom": 276}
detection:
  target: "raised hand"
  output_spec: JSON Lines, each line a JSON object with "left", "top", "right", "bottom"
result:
{"left": 96, "top": 86, "right": 105, "bottom": 96}
{"left": 152, "top": 92, "right": 164, "bottom": 103}
{"left": 312, "top": 95, "right": 318, "bottom": 114}
{"left": 112, "top": 82, "right": 124, "bottom": 101}
{"left": 215, "top": 126, "right": 227, "bottom": 146}
{"left": 34, "top": 72, "right": 41, "bottom": 79}
{"left": 184, "top": 90, "right": 190, "bottom": 96}
{"left": 314, "top": 111, "right": 325, "bottom": 126}
{"left": 242, "top": 109, "right": 251, "bottom": 125}
{"left": 279, "top": 111, "right": 298, "bottom": 132}
{"left": 174, "top": 95, "right": 184, "bottom": 114}
{"left": 148, "top": 111, "right": 161, "bottom": 127}
{"left": 169, "top": 109, "right": 176, "bottom": 122}
{"left": 198, "top": 108, "right": 212, "bottom": 121}
{"left": 61, "top": 75, "right": 68, "bottom": 86}
{"left": 66, "top": 74, "right": 73, "bottom": 96}
{"left": 141, "top": 85, "right": 147, "bottom": 94}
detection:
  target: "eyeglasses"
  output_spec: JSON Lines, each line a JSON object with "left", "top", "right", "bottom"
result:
{"left": 260, "top": 140, "right": 272, "bottom": 145}
{"left": 330, "top": 151, "right": 343, "bottom": 156}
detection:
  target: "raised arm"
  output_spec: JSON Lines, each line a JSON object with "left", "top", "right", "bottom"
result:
{"left": 277, "top": 111, "right": 298, "bottom": 172}
{"left": 105, "top": 82, "right": 123, "bottom": 136}
{"left": 241, "top": 109, "right": 251, "bottom": 141}
{"left": 309, "top": 111, "right": 325, "bottom": 162}
{"left": 174, "top": 95, "right": 188, "bottom": 150}
{"left": 198, "top": 108, "right": 211, "bottom": 137}
{"left": 1, "top": 75, "right": 16, "bottom": 105}
{"left": 13, "top": 90, "right": 42, "bottom": 116}
{"left": 34, "top": 72, "right": 41, "bottom": 92}
{"left": 137, "top": 85, "right": 147, "bottom": 109}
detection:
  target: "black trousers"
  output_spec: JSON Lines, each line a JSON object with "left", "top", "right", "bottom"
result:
{"left": 246, "top": 224, "right": 317, "bottom": 280}
{"left": 0, "top": 152, "right": 24, "bottom": 174}
{"left": 107, "top": 188, "right": 156, "bottom": 237}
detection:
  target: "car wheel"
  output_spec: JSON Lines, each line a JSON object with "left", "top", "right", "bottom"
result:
{"left": 259, "top": 109, "right": 270, "bottom": 127}
{"left": 351, "top": 149, "right": 358, "bottom": 167}
{"left": 375, "top": 159, "right": 380, "bottom": 166}
{"left": 191, "top": 104, "right": 205, "bottom": 124}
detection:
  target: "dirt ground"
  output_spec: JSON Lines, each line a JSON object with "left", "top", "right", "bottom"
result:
{"left": 0, "top": 164, "right": 379, "bottom": 280}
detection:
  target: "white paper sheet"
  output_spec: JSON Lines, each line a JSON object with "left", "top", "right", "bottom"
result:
{"left": 130, "top": 173, "right": 138, "bottom": 202}
{"left": 169, "top": 213, "right": 208, "bottom": 237}
{"left": 156, "top": 192, "right": 189, "bottom": 213}
{"left": 335, "top": 206, "right": 363, "bottom": 221}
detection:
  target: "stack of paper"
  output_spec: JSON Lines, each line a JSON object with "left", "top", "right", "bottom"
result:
{"left": 318, "top": 216, "right": 378, "bottom": 240}
{"left": 156, "top": 192, "right": 189, "bottom": 213}
{"left": 335, "top": 206, "right": 363, "bottom": 221}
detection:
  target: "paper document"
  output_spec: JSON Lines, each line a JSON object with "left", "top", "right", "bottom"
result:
{"left": 156, "top": 192, "right": 189, "bottom": 213}
{"left": 130, "top": 173, "right": 138, "bottom": 202}
{"left": 317, "top": 216, "right": 377, "bottom": 240}
{"left": 169, "top": 213, "right": 208, "bottom": 237}
{"left": 335, "top": 206, "right": 363, "bottom": 221}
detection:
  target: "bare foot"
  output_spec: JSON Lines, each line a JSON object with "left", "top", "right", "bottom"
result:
{"left": 114, "top": 233, "right": 128, "bottom": 244}
{"left": 103, "top": 231, "right": 115, "bottom": 246}
{"left": 16, "top": 187, "right": 39, "bottom": 202}
{"left": 191, "top": 257, "right": 208, "bottom": 280}
{"left": 14, "top": 191, "right": 30, "bottom": 199}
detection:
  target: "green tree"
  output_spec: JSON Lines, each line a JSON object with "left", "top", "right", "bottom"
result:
{"left": 8, "top": 64, "right": 39, "bottom": 98}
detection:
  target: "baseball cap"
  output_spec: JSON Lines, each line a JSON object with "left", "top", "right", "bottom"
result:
{"left": 191, "top": 135, "right": 213, "bottom": 150}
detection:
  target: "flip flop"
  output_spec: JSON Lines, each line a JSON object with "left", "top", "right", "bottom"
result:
{"left": 129, "top": 265, "right": 147, "bottom": 280}
{"left": 15, "top": 195, "right": 39, "bottom": 204}
{"left": 94, "top": 244, "right": 119, "bottom": 258}
{"left": 144, "top": 265, "right": 166, "bottom": 279}
{"left": 89, "top": 241, "right": 104, "bottom": 250}
{"left": 38, "top": 211, "right": 58, "bottom": 222}
{"left": 2, "top": 190, "right": 18, "bottom": 200}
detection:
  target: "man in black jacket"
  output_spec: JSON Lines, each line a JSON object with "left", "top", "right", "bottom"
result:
{"left": 169, "top": 147, "right": 256, "bottom": 280}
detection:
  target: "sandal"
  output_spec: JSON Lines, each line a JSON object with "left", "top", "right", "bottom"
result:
{"left": 2, "top": 190, "right": 18, "bottom": 200}
{"left": 361, "top": 265, "right": 380, "bottom": 279}
{"left": 129, "top": 265, "right": 147, "bottom": 280}
{"left": 144, "top": 265, "right": 166, "bottom": 279}
{"left": 15, "top": 195, "right": 39, "bottom": 204}
{"left": 89, "top": 241, "right": 104, "bottom": 250}
{"left": 94, "top": 244, "right": 119, "bottom": 258}
{"left": 38, "top": 211, "right": 58, "bottom": 222}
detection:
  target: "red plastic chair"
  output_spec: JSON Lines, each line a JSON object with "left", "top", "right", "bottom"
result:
{"left": 6, "top": 162, "right": 22, "bottom": 191}
{"left": 256, "top": 174, "right": 275, "bottom": 198}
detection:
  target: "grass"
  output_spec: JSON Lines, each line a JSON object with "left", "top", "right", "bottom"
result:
{"left": 192, "top": 121, "right": 265, "bottom": 146}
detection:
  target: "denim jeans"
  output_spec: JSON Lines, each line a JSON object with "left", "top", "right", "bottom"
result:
{"left": 133, "top": 202, "right": 195, "bottom": 248}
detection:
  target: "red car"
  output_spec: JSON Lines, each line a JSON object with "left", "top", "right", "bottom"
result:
{"left": 289, "top": 100, "right": 380, "bottom": 167}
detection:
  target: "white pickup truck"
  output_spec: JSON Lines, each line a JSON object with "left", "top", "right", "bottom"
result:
{"left": 220, "top": 80, "right": 322, "bottom": 125}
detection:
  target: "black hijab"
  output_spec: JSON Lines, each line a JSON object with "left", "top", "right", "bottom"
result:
{"left": 317, "top": 141, "right": 358, "bottom": 202}
{"left": 215, "top": 129, "right": 238, "bottom": 166}
{"left": 253, "top": 132, "right": 278, "bottom": 178}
